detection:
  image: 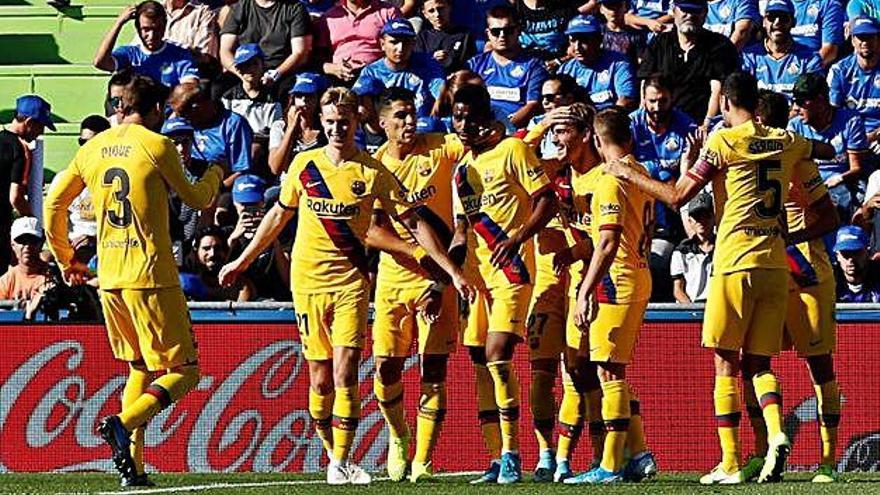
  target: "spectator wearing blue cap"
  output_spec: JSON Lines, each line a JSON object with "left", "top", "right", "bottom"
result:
{"left": 230, "top": 174, "right": 268, "bottom": 246}
{"left": 703, "top": 0, "right": 759, "bottom": 51}
{"left": 268, "top": 73, "right": 328, "bottom": 178}
{"left": 353, "top": 18, "right": 446, "bottom": 134}
{"left": 829, "top": 16, "right": 880, "bottom": 149}
{"left": 220, "top": 0, "right": 312, "bottom": 91}
{"left": 629, "top": 75, "right": 698, "bottom": 260}
{"left": 558, "top": 14, "right": 638, "bottom": 111}
{"left": 170, "top": 82, "right": 255, "bottom": 181}
{"left": 790, "top": 0, "right": 844, "bottom": 68}
{"left": 788, "top": 73, "right": 868, "bottom": 221}
{"left": 513, "top": 0, "right": 581, "bottom": 62}
{"left": 0, "top": 94, "right": 55, "bottom": 272}
{"left": 94, "top": 1, "right": 200, "bottom": 88}
{"left": 223, "top": 45, "right": 283, "bottom": 140}
{"left": 638, "top": 0, "right": 739, "bottom": 125}
{"left": 599, "top": 0, "right": 649, "bottom": 67}
{"left": 742, "top": 0, "right": 824, "bottom": 102}
{"left": 833, "top": 225, "right": 880, "bottom": 302}
{"left": 466, "top": 5, "right": 548, "bottom": 132}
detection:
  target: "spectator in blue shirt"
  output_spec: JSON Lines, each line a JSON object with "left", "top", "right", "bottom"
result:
{"left": 600, "top": 0, "right": 649, "bottom": 66}
{"left": 466, "top": 5, "right": 548, "bottom": 131}
{"left": 848, "top": 0, "right": 880, "bottom": 21}
{"left": 742, "top": 0, "right": 824, "bottom": 102}
{"left": 94, "top": 2, "right": 199, "bottom": 87}
{"left": 790, "top": 0, "right": 845, "bottom": 67}
{"left": 789, "top": 72, "right": 868, "bottom": 219}
{"left": 353, "top": 18, "right": 446, "bottom": 133}
{"left": 629, "top": 75, "right": 698, "bottom": 292}
{"left": 704, "top": 0, "right": 760, "bottom": 51}
{"left": 626, "top": 0, "right": 674, "bottom": 32}
{"left": 829, "top": 16, "right": 880, "bottom": 142}
{"left": 170, "top": 82, "right": 255, "bottom": 180}
{"left": 558, "top": 14, "right": 638, "bottom": 111}
{"left": 514, "top": 0, "right": 580, "bottom": 62}
{"left": 834, "top": 225, "right": 880, "bottom": 302}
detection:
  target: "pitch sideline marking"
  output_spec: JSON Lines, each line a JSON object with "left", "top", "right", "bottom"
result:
{"left": 86, "top": 471, "right": 482, "bottom": 495}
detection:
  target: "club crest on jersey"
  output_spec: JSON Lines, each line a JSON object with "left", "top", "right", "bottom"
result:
{"left": 807, "top": 5, "right": 819, "bottom": 17}
{"left": 719, "top": 6, "right": 731, "bottom": 18}
{"left": 874, "top": 75, "right": 880, "bottom": 88}
{"left": 598, "top": 70, "right": 610, "bottom": 84}
{"left": 418, "top": 161, "right": 433, "bottom": 177}
{"left": 510, "top": 65, "right": 525, "bottom": 78}
{"left": 483, "top": 168, "right": 496, "bottom": 182}
{"left": 351, "top": 180, "right": 367, "bottom": 196}
{"left": 787, "top": 62, "right": 800, "bottom": 75}
{"left": 665, "top": 138, "right": 679, "bottom": 151}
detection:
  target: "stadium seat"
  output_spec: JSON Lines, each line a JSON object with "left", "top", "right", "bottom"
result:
{"left": 0, "top": 5, "right": 134, "bottom": 65}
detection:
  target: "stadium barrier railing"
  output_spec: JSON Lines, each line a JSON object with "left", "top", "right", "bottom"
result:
{"left": 2, "top": 302, "right": 879, "bottom": 474}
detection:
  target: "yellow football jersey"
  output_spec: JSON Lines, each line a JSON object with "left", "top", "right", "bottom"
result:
{"left": 568, "top": 165, "right": 600, "bottom": 298}
{"left": 696, "top": 121, "right": 826, "bottom": 274}
{"left": 533, "top": 159, "right": 571, "bottom": 288}
{"left": 786, "top": 180, "right": 833, "bottom": 287}
{"left": 44, "top": 123, "right": 222, "bottom": 290}
{"left": 279, "top": 147, "right": 408, "bottom": 294}
{"left": 454, "top": 137, "right": 551, "bottom": 288}
{"left": 588, "top": 156, "right": 654, "bottom": 304}
{"left": 373, "top": 133, "right": 464, "bottom": 286}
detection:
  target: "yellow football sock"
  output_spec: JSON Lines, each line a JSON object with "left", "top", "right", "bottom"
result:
{"left": 118, "top": 363, "right": 199, "bottom": 432}
{"left": 332, "top": 385, "right": 360, "bottom": 463}
{"left": 122, "top": 363, "right": 152, "bottom": 475}
{"left": 375, "top": 378, "right": 408, "bottom": 439}
{"left": 627, "top": 384, "right": 648, "bottom": 456}
{"left": 556, "top": 379, "right": 584, "bottom": 461}
{"left": 475, "top": 363, "right": 502, "bottom": 459}
{"left": 815, "top": 381, "right": 841, "bottom": 466}
{"left": 308, "top": 388, "right": 334, "bottom": 454}
{"left": 600, "top": 380, "right": 630, "bottom": 472}
{"left": 743, "top": 379, "right": 768, "bottom": 456}
{"left": 714, "top": 376, "right": 742, "bottom": 473}
{"left": 414, "top": 381, "right": 447, "bottom": 464}
{"left": 753, "top": 372, "right": 783, "bottom": 438}
{"left": 530, "top": 369, "right": 556, "bottom": 452}
{"left": 487, "top": 360, "right": 521, "bottom": 453}
{"left": 587, "top": 387, "right": 605, "bottom": 463}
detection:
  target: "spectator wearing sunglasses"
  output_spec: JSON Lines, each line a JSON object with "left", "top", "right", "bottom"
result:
{"left": 558, "top": 14, "right": 638, "bottom": 111}
{"left": 523, "top": 74, "right": 581, "bottom": 158}
{"left": 789, "top": 72, "right": 868, "bottom": 222}
{"left": 466, "top": 5, "right": 549, "bottom": 132}
{"left": 741, "top": 0, "right": 823, "bottom": 103}
{"left": 48, "top": 115, "right": 111, "bottom": 265}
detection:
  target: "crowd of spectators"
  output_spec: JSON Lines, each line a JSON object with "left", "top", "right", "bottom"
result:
{"left": 5, "top": 0, "right": 880, "bottom": 309}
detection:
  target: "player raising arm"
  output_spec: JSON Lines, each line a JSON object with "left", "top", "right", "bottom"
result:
{"left": 603, "top": 72, "right": 839, "bottom": 484}
{"left": 448, "top": 84, "right": 558, "bottom": 484}
{"left": 218, "top": 87, "right": 473, "bottom": 486}
{"left": 43, "top": 75, "right": 224, "bottom": 488}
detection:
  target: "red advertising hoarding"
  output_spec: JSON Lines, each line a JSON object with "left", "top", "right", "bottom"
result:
{"left": 1, "top": 322, "right": 878, "bottom": 473}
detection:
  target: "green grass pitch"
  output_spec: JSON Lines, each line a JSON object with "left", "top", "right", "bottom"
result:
{"left": 3, "top": 472, "right": 880, "bottom": 494}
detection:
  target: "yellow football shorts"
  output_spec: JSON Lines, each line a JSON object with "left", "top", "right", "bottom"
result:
{"left": 702, "top": 269, "right": 789, "bottom": 356}
{"left": 589, "top": 299, "right": 649, "bottom": 364}
{"left": 527, "top": 278, "right": 567, "bottom": 361}
{"left": 461, "top": 283, "right": 533, "bottom": 347}
{"left": 372, "top": 283, "right": 458, "bottom": 357}
{"left": 100, "top": 287, "right": 197, "bottom": 371}
{"left": 784, "top": 278, "right": 836, "bottom": 357}
{"left": 293, "top": 289, "right": 369, "bottom": 361}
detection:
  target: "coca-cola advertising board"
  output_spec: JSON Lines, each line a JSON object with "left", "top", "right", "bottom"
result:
{"left": 1, "top": 321, "right": 879, "bottom": 473}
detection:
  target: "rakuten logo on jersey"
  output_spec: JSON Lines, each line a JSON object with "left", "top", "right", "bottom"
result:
{"left": 306, "top": 198, "right": 360, "bottom": 218}
{"left": 461, "top": 193, "right": 500, "bottom": 214}
{"left": 405, "top": 185, "right": 437, "bottom": 204}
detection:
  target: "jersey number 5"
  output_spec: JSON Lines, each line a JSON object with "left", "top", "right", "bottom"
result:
{"left": 103, "top": 167, "right": 133, "bottom": 228}
{"left": 755, "top": 160, "right": 782, "bottom": 219}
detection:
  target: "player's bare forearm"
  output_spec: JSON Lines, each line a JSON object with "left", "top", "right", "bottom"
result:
{"left": 448, "top": 219, "right": 469, "bottom": 267}
{"left": 237, "top": 204, "right": 294, "bottom": 267}
{"left": 167, "top": 163, "right": 223, "bottom": 209}
{"left": 513, "top": 189, "right": 558, "bottom": 244}
{"left": 576, "top": 229, "right": 619, "bottom": 304}
{"left": 366, "top": 210, "right": 414, "bottom": 257}
{"left": 410, "top": 213, "right": 466, "bottom": 281}
{"left": 510, "top": 102, "right": 541, "bottom": 130}
{"left": 570, "top": 238, "right": 593, "bottom": 261}
{"left": 788, "top": 194, "right": 840, "bottom": 246}
{"left": 43, "top": 171, "right": 86, "bottom": 269}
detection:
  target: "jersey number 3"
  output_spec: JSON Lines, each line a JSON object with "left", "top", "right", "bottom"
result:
{"left": 103, "top": 167, "right": 133, "bottom": 228}
{"left": 755, "top": 160, "right": 782, "bottom": 219}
